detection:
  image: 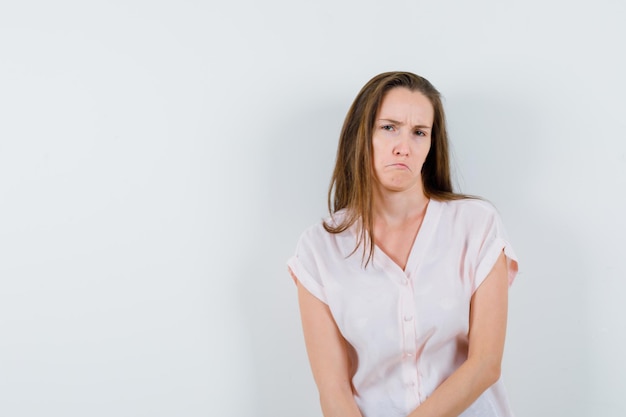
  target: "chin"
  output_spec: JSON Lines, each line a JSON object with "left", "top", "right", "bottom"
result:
{"left": 382, "top": 184, "right": 411, "bottom": 193}
{"left": 381, "top": 180, "right": 421, "bottom": 193}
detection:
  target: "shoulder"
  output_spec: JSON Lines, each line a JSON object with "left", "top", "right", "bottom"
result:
{"left": 439, "top": 197, "right": 499, "bottom": 218}
{"left": 436, "top": 198, "right": 502, "bottom": 233}
{"left": 296, "top": 220, "right": 327, "bottom": 248}
{"left": 291, "top": 210, "right": 357, "bottom": 277}
{"left": 295, "top": 210, "right": 352, "bottom": 251}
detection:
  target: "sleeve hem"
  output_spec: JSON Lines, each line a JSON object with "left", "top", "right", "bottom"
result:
{"left": 473, "top": 237, "right": 519, "bottom": 293}
{"left": 287, "top": 255, "right": 328, "bottom": 304}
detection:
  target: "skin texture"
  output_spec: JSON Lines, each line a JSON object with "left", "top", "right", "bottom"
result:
{"left": 295, "top": 278, "right": 364, "bottom": 417}
{"left": 293, "top": 87, "right": 510, "bottom": 417}
{"left": 371, "top": 87, "right": 433, "bottom": 196}
{"left": 371, "top": 88, "right": 433, "bottom": 270}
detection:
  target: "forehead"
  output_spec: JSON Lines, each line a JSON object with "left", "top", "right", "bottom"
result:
{"left": 377, "top": 87, "right": 434, "bottom": 123}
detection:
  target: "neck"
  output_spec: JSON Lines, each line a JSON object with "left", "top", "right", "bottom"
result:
{"left": 372, "top": 187, "right": 430, "bottom": 227}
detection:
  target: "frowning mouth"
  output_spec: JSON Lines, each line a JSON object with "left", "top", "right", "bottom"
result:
{"left": 386, "top": 163, "right": 411, "bottom": 171}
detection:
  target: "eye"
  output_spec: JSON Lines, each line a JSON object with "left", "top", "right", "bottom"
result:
{"left": 414, "top": 130, "right": 426, "bottom": 137}
{"left": 381, "top": 124, "right": 395, "bottom": 132}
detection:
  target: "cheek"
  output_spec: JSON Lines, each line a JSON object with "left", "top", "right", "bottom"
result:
{"left": 424, "top": 139, "right": 433, "bottom": 155}
{"left": 416, "top": 144, "right": 431, "bottom": 170}
{"left": 371, "top": 141, "right": 386, "bottom": 163}
{"left": 416, "top": 140, "right": 431, "bottom": 159}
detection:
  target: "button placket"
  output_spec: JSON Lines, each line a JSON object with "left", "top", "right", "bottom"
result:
{"left": 399, "top": 272, "right": 419, "bottom": 405}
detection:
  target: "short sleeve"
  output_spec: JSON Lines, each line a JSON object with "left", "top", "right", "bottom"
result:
{"left": 472, "top": 205, "right": 519, "bottom": 292}
{"left": 287, "top": 226, "right": 328, "bottom": 304}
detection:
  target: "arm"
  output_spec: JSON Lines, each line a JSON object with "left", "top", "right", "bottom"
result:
{"left": 407, "top": 251, "right": 509, "bottom": 417}
{"left": 291, "top": 269, "right": 364, "bottom": 417}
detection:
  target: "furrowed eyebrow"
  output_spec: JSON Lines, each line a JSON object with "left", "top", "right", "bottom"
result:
{"left": 377, "top": 119, "right": 432, "bottom": 130}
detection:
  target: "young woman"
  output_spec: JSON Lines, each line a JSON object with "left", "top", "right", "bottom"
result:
{"left": 288, "top": 72, "right": 518, "bottom": 417}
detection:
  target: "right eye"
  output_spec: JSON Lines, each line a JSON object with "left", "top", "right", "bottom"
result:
{"left": 381, "top": 125, "right": 395, "bottom": 131}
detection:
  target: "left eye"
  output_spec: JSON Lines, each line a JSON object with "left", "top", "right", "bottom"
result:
{"left": 414, "top": 130, "right": 426, "bottom": 136}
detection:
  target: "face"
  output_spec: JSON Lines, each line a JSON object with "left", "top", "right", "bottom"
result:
{"left": 371, "top": 87, "right": 434, "bottom": 195}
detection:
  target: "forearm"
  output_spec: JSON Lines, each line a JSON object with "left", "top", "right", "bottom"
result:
{"left": 319, "top": 385, "right": 363, "bottom": 417}
{"left": 406, "top": 357, "right": 500, "bottom": 417}
{"left": 407, "top": 252, "right": 510, "bottom": 417}
{"left": 295, "top": 280, "right": 364, "bottom": 417}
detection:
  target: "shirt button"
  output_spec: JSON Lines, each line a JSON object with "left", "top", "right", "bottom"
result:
{"left": 404, "top": 315, "right": 413, "bottom": 321}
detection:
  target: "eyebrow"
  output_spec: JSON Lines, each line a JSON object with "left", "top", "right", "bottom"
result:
{"left": 377, "top": 118, "right": 432, "bottom": 129}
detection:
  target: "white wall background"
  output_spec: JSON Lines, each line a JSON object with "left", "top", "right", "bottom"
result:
{"left": 1, "top": 1, "right": 624, "bottom": 416}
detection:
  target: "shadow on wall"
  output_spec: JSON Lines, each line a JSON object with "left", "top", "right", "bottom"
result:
{"left": 504, "top": 206, "right": 592, "bottom": 416}
{"left": 233, "top": 93, "right": 346, "bottom": 417}
{"left": 444, "top": 92, "right": 535, "bottom": 201}
{"left": 447, "top": 91, "right": 593, "bottom": 416}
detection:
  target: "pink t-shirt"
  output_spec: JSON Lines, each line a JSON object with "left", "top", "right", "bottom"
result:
{"left": 288, "top": 198, "right": 519, "bottom": 417}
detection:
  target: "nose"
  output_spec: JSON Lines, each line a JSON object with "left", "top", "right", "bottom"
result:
{"left": 394, "top": 147, "right": 409, "bottom": 156}
{"left": 393, "top": 133, "right": 410, "bottom": 156}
